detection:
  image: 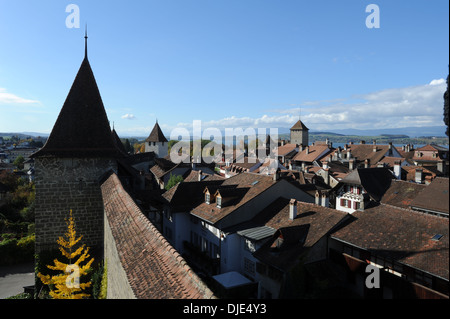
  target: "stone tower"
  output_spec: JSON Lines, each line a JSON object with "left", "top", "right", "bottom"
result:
{"left": 290, "top": 119, "right": 309, "bottom": 146}
{"left": 144, "top": 121, "right": 168, "bottom": 158}
{"left": 31, "top": 34, "right": 123, "bottom": 255}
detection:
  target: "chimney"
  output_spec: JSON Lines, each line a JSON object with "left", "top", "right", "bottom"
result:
{"left": 315, "top": 191, "right": 321, "bottom": 205}
{"left": 198, "top": 170, "right": 202, "bottom": 182}
{"left": 393, "top": 160, "right": 401, "bottom": 180}
{"left": 305, "top": 146, "right": 309, "bottom": 154}
{"left": 349, "top": 159, "right": 354, "bottom": 170}
{"left": 273, "top": 168, "right": 280, "bottom": 181}
{"left": 373, "top": 140, "right": 376, "bottom": 145}
{"left": 373, "top": 145, "right": 377, "bottom": 153}
{"left": 347, "top": 150, "right": 352, "bottom": 160}
{"left": 321, "top": 192, "right": 329, "bottom": 207}
{"left": 360, "top": 140, "right": 365, "bottom": 145}
{"left": 437, "top": 160, "right": 445, "bottom": 174}
{"left": 289, "top": 199, "right": 297, "bottom": 220}
{"left": 323, "top": 167, "right": 329, "bottom": 185}
{"left": 364, "top": 159, "right": 370, "bottom": 169}
{"left": 415, "top": 168, "right": 423, "bottom": 184}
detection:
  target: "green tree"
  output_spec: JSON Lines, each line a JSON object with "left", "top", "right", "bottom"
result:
{"left": 123, "top": 138, "right": 133, "bottom": 154}
{"left": 13, "top": 156, "right": 25, "bottom": 170}
{"left": 165, "top": 174, "right": 183, "bottom": 190}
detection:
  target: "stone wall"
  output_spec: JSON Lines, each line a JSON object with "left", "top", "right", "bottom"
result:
{"left": 34, "top": 157, "right": 117, "bottom": 253}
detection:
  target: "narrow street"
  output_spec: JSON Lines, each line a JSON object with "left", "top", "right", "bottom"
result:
{"left": 0, "top": 263, "right": 34, "bottom": 299}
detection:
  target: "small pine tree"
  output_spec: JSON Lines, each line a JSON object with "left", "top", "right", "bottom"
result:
{"left": 37, "top": 210, "right": 94, "bottom": 299}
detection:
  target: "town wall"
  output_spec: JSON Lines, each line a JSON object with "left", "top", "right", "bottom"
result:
{"left": 104, "top": 213, "right": 136, "bottom": 299}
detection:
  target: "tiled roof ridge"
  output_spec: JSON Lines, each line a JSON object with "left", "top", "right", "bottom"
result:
{"left": 101, "top": 172, "right": 215, "bottom": 299}
{"left": 379, "top": 202, "right": 448, "bottom": 221}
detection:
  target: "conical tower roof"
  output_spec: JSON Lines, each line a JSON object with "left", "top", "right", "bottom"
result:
{"left": 145, "top": 121, "right": 168, "bottom": 143}
{"left": 32, "top": 39, "right": 122, "bottom": 158}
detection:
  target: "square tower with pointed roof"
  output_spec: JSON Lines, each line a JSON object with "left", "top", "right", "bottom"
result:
{"left": 31, "top": 36, "right": 123, "bottom": 254}
{"left": 290, "top": 119, "right": 309, "bottom": 146}
{"left": 145, "top": 121, "right": 168, "bottom": 158}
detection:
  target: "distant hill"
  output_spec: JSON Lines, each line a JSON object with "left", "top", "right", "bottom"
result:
{"left": 316, "top": 126, "right": 447, "bottom": 138}
{"left": 0, "top": 132, "right": 49, "bottom": 138}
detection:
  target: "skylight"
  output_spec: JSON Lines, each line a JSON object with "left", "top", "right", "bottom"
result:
{"left": 251, "top": 181, "right": 259, "bottom": 186}
{"left": 431, "top": 234, "right": 443, "bottom": 241}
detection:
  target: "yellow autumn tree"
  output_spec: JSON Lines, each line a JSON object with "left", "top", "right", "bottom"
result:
{"left": 37, "top": 210, "right": 94, "bottom": 299}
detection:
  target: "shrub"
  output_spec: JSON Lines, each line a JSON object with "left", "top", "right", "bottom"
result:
{"left": 0, "top": 234, "right": 35, "bottom": 265}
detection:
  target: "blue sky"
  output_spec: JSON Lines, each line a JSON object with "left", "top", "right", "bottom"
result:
{"left": 0, "top": 0, "right": 448, "bottom": 137}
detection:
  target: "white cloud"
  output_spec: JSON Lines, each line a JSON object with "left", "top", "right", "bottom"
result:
{"left": 176, "top": 79, "right": 447, "bottom": 132}
{"left": 121, "top": 113, "right": 136, "bottom": 120}
{"left": 0, "top": 88, "right": 40, "bottom": 105}
{"left": 429, "top": 78, "right": 446, "bottom": 86}
{"left": 277, "top": 79, "right": 447, "bottom": 130}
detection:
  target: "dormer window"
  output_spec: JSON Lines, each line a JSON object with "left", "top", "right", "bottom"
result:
{"left": 205, "top": 193, "right": 210, "bottom": 204}
{"left": 216, "top": 196, "right": 222, "bottom": 209}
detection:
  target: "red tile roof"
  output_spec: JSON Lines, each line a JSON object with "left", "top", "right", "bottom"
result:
{"left": 331, "top": 204, "right": 449, "bottom": 280}
{"left": 253, "top": 198, "right": 348, "bottom": 272}
{"left": 277, "top": 143, "right": 298, "bottom": 156}
{"left": 101, "top": 172, "right": 215, "bottom": 299}
{"left": 341, "top": 144, "right": 391, "bottom": 164}
{"left": 410, "top": 177, "right": 449, "bottom": 215}
{"left": 293, "top": 144, "right": 332, "bottom": 163}
{"left": 191, "top": 173, "right": 276, "bottom": 224}
{"left": 380, "top": 179, "right": 426, "bottom": 209}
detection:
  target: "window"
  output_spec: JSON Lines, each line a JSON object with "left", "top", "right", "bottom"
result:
{"left": 205, "top": 193, "right": 210, "bottom": 204}
{"left": 216, "top": 196, "right": 222, "bottom": 208}
{"left": 340, "top": 198, "right": 351, "bottom": 208}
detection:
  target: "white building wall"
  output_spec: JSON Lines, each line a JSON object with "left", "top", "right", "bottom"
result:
{"left": 220, "top": 232, "right": 241, "bottom": 273}
{"left": 145, "top": 141, "right": 168, "bottom": 158}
